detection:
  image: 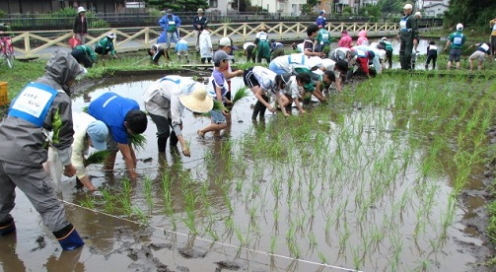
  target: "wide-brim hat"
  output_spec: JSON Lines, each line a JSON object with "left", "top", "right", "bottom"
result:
{"left": 179, "top": 86, "right": 214, "bottom": 113}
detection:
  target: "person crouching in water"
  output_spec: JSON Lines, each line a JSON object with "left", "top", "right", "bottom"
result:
{"left": 148, "top": 43, "right": 170, "bottom": 65}
{"left": 255, "top": 26, "right": 271, "bottom": 63}
{"left": 44, "top": 111, "right": 109, "bottom": 193}
{"left": 144, "top": 76, "right": 214, "bottom": 155}
{"left": 244, "top": 66, "right": 305, "bottom": 119}
{"left": 175, "top": 39, "right": 190, "bottom": 63}
{"left": 0, "top": 50, "right": 87, "bottom": 250}
{"left": 243, "top": 42, "right": 256, "bottom": 62}
{"left": 270, "top": 39, "right": 285, "bottom": 61}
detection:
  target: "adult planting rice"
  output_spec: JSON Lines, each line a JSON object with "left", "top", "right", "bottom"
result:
{"left": 144, "top": 76, "right": 213, "bottom": 155}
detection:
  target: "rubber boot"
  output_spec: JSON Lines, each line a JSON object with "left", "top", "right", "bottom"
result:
{"left": 53, "top": 224, "right": 84, "bottom": 251}
{"left": 169, "top": 131, "right": 178, "bottom": 147}
{"left": 157, "top": 137, "right": 167, "bottom": 153}
{"left": 259, "top": 95, "right": 268, "bottom": 120}
{"left": 0, "top": 215, "right": 16, "bottom": 236}
{"left": 252, "top": 101, "right": 262, "bottom": 120}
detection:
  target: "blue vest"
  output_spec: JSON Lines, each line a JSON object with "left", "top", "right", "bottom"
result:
{"left": 399, "top": 17, "right": 409, "bottom": 31}
{"left": 8, "top": 82, "right": 58, "bottom": 127}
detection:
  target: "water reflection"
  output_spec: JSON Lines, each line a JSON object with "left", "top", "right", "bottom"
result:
{"left": 0, "top": 234, "right": 26, "bottom": 272}
{"left": 45, "top": 248, "right": 85, "bottom": 272}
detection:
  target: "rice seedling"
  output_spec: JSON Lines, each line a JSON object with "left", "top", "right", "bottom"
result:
{"left": 79, "top": 195, "right": 95, "bottom": 209}
{"left": 84, "top": 150, "right": 110, "bottom": 166}
{"left": 129, "top": 133, "right": 147, "bottom": 152}
{"left": 69, "top": 72, "right": 496, "bottom": 271}
{"left": 231, "top": 87, "right": 250, "bottom": 105}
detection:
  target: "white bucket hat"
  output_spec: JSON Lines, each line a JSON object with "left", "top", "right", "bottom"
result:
{"left": 179, "top": 85, "right": 214, "bottom": 113}
{"left": 107, "top": 32, "right": 116, "bottom": 39}
{"left": 78, "top": 6, "right": 86, "bottom": 13}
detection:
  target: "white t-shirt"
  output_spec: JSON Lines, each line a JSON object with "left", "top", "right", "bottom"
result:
{"left": 243, "top": 42, "right": 255, "bottom": 50}
{"left": 321, "top": 58, "right": 336, "bottom": 71}
{"left": 256, "top": 31, "right": 268, "bottom": 41}
{"left": 280, "top": 76, "right": 301, "bottom": 99}
{"left": 252, "top": 66, "right": 277, "bottom": 93}
{"left": 271, "top": 53, "right": 307, "bottom": 73}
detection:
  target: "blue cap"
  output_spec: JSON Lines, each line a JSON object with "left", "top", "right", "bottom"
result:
{"left": 87, "top": 121, "right": 108, "bottom": 150}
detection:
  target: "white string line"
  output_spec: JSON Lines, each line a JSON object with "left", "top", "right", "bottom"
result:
{"left": 62, "top": 200, "right": 362, "bottom": 272}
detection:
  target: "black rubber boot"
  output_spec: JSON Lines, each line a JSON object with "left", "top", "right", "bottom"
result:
{"left": 169, "top": 131, "right": 178, "bottom": 147}
{"left": 0, "top": 215, "right": 16, "bottom": 236}
{"left": 252, "top": 101, "right": 262, "bottom": 120}
{"left": 157, "top": 137, "right": 167, "bottom": 153}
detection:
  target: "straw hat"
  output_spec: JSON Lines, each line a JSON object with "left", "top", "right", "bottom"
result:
{"left": 179, "top": 85, "right": 214, "bottom": 113}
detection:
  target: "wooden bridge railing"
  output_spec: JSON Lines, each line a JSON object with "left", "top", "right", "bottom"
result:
{"left": 9, "top": 22, "right": 401, "bottom": 58}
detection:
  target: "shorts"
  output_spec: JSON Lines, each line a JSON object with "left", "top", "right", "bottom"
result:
{"left": 177, "top": 50, "right": 188, "bottom": 57}
{"left": 243, "top": 68, "right": 260, "bottom": 88}
{"left": 210, "top": 109, "right": 226, "bottom": 124}
{"left": 268, "top": 62, "right": 287, "bottom": 75}
{"left": 106, "top": 134, "right": 119, "bottom": 152}
{"left": 95, "top": 45, "right": 110, "bottom": 55}
{"left": 469, "top": 51, "right": 487, "bottom": 61}
{"left": 448, "top": 48, "right": 462, "bottom": 62}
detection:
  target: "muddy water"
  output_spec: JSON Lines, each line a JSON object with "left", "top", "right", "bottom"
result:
{"left": 0, "top": 76, "right": 488, "bottom": 272}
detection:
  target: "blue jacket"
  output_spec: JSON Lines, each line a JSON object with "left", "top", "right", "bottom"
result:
{"left": 316, "top": 15, "right": 326, "bottom": 27}
{"left": 159, "top": 14, "right": 181, "bottom": 32}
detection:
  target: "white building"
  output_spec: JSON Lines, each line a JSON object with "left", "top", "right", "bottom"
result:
{"left": 422, "top": 3, "right": 448, "bottom": 17}
{"left": 249, "top": 0, "right": 306, "bottom": 15}
{"left": 207, "top": 0, "right": 237, "bottom": 15}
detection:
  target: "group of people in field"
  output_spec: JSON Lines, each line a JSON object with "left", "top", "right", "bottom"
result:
{"left": 3, "top": 4, "right": 496, "bottom": 256}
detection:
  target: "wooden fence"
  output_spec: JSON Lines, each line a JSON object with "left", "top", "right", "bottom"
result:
{"left": 9, "top": 21, "right": 402, "bottom": 58}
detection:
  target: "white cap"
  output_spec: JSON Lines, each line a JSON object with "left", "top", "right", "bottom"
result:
{"left": 403, "top": 4, "right": 412, "bottom": 10}
{"left": 107, "top": 32, "right": 116, "bottom": 39}
{"left": 415, "top": 11, "right": 421, "bottom": 17}
{"left": 77, "top": 6, "right": 86, "bottom": 13}
{"left": 219, "top": 37, "right": 232, "bottom": 47}
{"left": 456, "top": 23, "right": 463, "bottom": 31}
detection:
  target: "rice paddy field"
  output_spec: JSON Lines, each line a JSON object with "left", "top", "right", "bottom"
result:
{"left": 55, "top": 73, "right": 495, "bottom": 271}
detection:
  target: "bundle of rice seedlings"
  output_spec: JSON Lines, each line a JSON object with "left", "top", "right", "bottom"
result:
{"left": 84, "top": 150, "right": 110, "bottom": 166}
{"left": 129, "top": 133, "right": 147, "bottom": 151}
{"left": 232, "top": 87, "right": 250, "bottom": 105}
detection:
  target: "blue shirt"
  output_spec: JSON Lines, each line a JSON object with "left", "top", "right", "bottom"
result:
{"left": 208, "top": 69, "right": 227, "bottom": 99}
{"left": 88, "top": 92, "right": 139, "bottom": 144}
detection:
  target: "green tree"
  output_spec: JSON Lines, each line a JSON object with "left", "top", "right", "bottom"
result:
{"left": 146, "top": 0, "right": 208, "bottom": 12}
{"left": 232, "top": 0, "right": 251, "bottom": 12}
{"left": 444, "top": 0, "right": 496, "bottom": 30}
{"left": 302, "top": 0, "right": 319, "bottom": 15}
{"left": 377, "top": 0, "right": 403, "bottom": 16}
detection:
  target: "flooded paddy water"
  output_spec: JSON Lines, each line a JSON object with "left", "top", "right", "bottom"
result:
{"left": 1, "top": 73, "right": 494, "bottom": 272}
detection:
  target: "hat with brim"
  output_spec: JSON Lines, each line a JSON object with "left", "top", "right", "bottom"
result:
{"left": 78, "top": 7, "right": 86, "bottom": 13}
{"left": 179, "top": 86, "right": 214, "bottom": 113}
{"left": 87, "top": 121, "right": 109, "bottom": 151}
{"left": 197, "top": 8, "right": 204, "bottom": 13}
{"left": 107, "top": 32, "right": 116, "bottom": 39}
